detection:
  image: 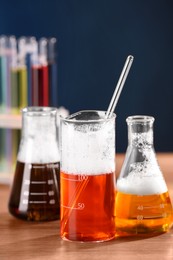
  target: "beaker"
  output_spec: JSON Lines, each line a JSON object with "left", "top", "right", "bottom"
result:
{"left": 60, "top": 110, "right": 116, "bottom": 242}
{"left": 116, "top": 115, "right": 173, "bottom": 236}
{"left": 8, "top": 107, "right": 60, "bottom": 221}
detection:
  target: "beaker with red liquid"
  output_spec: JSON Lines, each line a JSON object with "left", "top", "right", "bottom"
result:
{"left": 60, "top": 110, "right": 116, "bottom": 242}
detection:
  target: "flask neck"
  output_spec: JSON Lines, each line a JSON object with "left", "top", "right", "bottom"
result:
{"left": 127, "top": 116, "right": 154, "bottom": 147}
{"left": 21, "top": 107, "right": 57, "bottom": 138}
{"left": 18, "top": 107, "right": 60, "bottom": 164}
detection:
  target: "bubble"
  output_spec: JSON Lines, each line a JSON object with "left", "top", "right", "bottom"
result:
{"left": 132, "top": 132, "right": 152, "bottom": 152}
{"left": 61, "top": 118, "right": 115, "bottom": 175}
{"left": 117, "top": 162, "right": 167, "bottom": 195}
{"left": 17, "top": 115, "right": 60, "bottom": 164}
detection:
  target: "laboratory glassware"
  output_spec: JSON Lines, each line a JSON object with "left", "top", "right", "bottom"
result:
{"left": 8, "top": 107, "right": 60, "bottom": 221}
{"left": 116, "top": 115, "right": 173, "bottom": 236}
{"left": 60, "top": 110, "right": 116, "bottom": 242}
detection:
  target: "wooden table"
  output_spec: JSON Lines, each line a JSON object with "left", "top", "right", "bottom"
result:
{"left": 1, "top": 153, "right": 173, "bottom": 260}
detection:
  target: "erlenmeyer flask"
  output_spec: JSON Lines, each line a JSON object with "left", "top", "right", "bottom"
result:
{"left": 116, "top": 115, "right": 173, "bottom": 236}
{"left": 8, "top": 107, "right": 60, "bottom": 221}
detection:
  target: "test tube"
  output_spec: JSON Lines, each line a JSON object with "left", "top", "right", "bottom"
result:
{"left": 0, "top": 36, "right": 7, "bottom": 172}
{"left": 31, "top": 38, "right": 49, "bottom": 106}
{"left": 17, "top": 38, "right": 28, "bottom": 111}
{"left": 3, "top": 36, "right": 17, "bottom": 113}
{"left": 38, "top": 38, "right": 49, "bottom": 106}
{"left": 10, "top": 41, "right": 28, "bottom": 113}
{"left": 10, "top": 37, "right": 19, "bottom": 114}
{"left": 48, "top": 38, "right": 58, "bottom": 106}
{"left": 18, "top": 36, "right": 37, "bottom": 106}
{"left": 0, "top": 35, "right": 7, "bottom": 113}
{"left": 31, "top": 40, "right": 39, "bottom": 105}
{"left": 5, "top": 38, "right": 14, "bottom": 167}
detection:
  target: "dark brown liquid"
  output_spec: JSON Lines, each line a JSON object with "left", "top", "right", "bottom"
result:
{"left": 9, "top": 161, "right": 60, "bottom": 221}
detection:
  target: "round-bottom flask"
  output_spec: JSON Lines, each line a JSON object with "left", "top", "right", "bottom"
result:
{"left": 116, "top": 116, "right": 173, "bottom": 236}
{"left": 8, "top": 107, "right": 60, "bottom": 221}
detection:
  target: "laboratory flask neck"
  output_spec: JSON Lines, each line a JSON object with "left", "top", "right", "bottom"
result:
{"left": 126, "top": 116, "right": 154, "bottom": 147}
{"left": 21, "top": 106, "right": 57, "bottom": 138}
{"left": 17, "top": 106, "right": 60, "bottom": 164}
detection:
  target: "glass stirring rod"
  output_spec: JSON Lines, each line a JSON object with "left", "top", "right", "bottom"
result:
{"left": 106, "top": 55, "right": 134, "bottom": 119}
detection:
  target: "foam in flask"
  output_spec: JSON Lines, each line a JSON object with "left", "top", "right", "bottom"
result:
{"left": 116, "top": 115, "right": 173, "bottom": 236}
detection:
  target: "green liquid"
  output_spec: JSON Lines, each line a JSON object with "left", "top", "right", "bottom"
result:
{"left": 0, "top": 56, "right": 7, "bottom": 112}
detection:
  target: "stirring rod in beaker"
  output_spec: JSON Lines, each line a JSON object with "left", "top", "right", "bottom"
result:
{"left": 106, "top": 55, "right": 134, "bottom": 119}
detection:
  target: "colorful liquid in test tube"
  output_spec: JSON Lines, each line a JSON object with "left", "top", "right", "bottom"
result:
{"left": 17, "top": 38, "right": 28, "bottom": 111}
{"left": 10, "top": 37, "right": 21, "bottom": 114}
{"left": 18, "top": 37, "right": 37, "bottom": 106}
{"left": 3, "top": 36, "right": 17, "bottom": 112}
{"left": 39, "top": 38, "right": 49, "bottom": 106}
{"left": 0, "top": 36, "right": 7, "bottom": 112}
{"left": 48, "top": 38, "right": 58, "bottom": 106}
{"left": 32, "top": 65, "right": 49, "bottom": 106}
{"left": 31, "top": 38, "right": 49, "bottom": 106}
{"left": 0, "top": 37, "right": 6, "bottom": 168}
{"left": 11, "top": 66, "right": 27, "bottom": 113}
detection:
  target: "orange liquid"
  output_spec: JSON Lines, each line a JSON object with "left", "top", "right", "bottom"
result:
{"left": 60, "top": 171, "right": 116, "bottom": 242}
{"left": 115, "top": 191, "right": 173, "bottom": 236}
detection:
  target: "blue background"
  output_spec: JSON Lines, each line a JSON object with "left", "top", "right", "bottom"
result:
{"left": 1, "top": 0, "right": 173, "bottom": 152}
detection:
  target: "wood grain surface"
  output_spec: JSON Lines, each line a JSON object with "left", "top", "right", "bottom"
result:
{"left": 1, "top": 153, "right": 173, "bottom": 260}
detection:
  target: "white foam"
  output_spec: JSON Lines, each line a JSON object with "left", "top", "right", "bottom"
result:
{"left": 18, "top": 115, "right": 60, "bottom": 164}
{"left": 117, "top": 163, "right": 167, "bottom": 195}
{"left": 61, "top": 119, "right": 115, "bottom": 174}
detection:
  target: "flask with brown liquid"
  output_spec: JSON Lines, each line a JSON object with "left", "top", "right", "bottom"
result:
{"left": 116, "top": 115, "right": 173, "bottom": 236}
{"left": 8, "top": 107, "right": 60, "bottom": 221}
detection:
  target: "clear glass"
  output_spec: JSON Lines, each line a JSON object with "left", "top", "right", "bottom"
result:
{"left": 8, "top": 107, "right": 60, "bottom": 221}
{"left": 116, "top": 115, "right": 173, "bottom": 236}
{"left": 60, "top": 110, "right": 116, "bottom": 242}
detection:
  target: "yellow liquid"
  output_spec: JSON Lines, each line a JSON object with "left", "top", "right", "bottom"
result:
{"left": 115, "top": 191, "right": 173, "bottom": 236}
{"left": 11, "top": 66, "right": 27, "bottom": 114}
{"left": 11, "top": 68, "right": 19, "bottom": 114}
{"left": 18, "top": 66, "right": 27, "bottom": 109}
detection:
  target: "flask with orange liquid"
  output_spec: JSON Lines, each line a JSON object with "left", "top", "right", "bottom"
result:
{"left": 116, "top": 115, "right": 173, "bottom": 236}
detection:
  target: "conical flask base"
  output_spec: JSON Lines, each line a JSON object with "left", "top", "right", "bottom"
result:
{"left": 115, "top": 190, "right": 173, "bottom": 237}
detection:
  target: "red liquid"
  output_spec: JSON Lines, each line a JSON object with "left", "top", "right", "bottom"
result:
{"left": 31, "top": 66, "right": 39, "bottom": 106}
{"left": 31, "top": 65, "right": 49, "bottom": 106}
{"left": 60, "top": 171, "right": 116, "bottom": 242}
